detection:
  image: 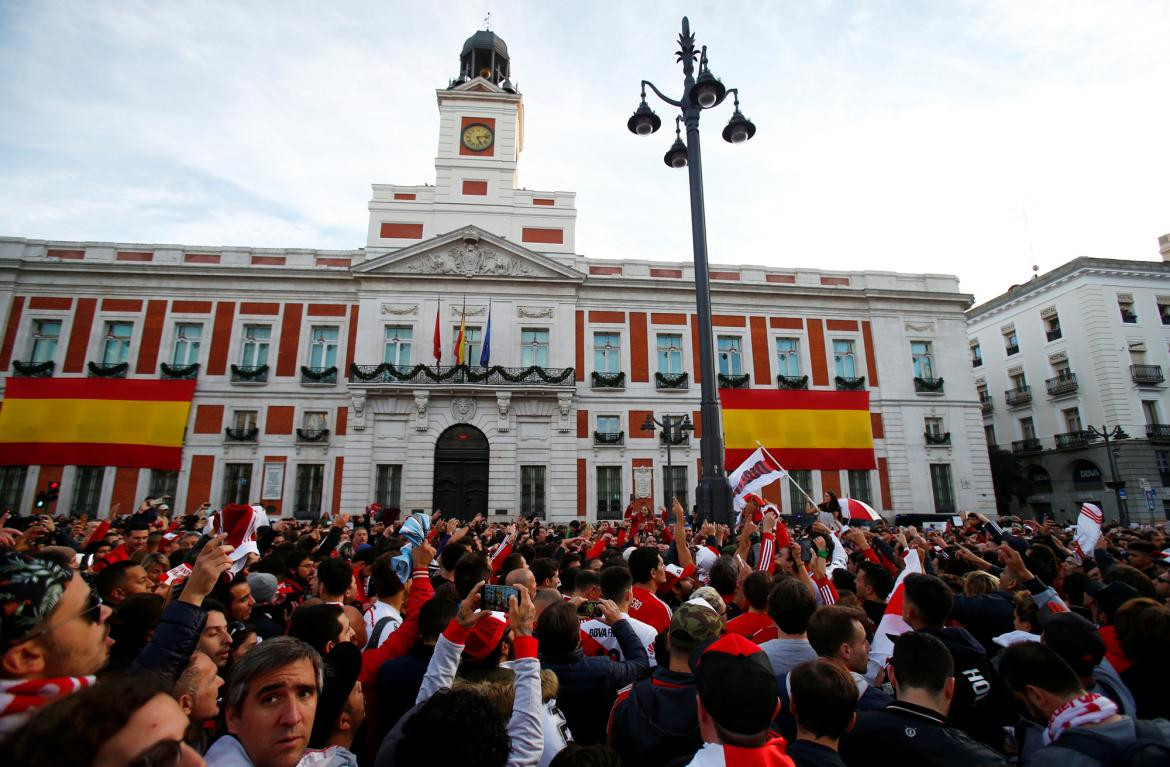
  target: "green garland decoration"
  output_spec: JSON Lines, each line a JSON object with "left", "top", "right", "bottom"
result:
{"left": 12, "top": 360, "right": 55, "bottom": 377}
{"left": 776, "top": 374, "right": 808, "bottom": 390}
{"left": 87, "top": 361, "right": 128, "bottom": 378}
{"left": 834, "top": 375, "right": 866, "bottom": 390}
{"left": 231, "top": 364, "right": 270, "bottom": 381}
{"left": 300, "top": 365, "right": 338, "bottom": 382}
{"left": 349, "top": 363, "right": 575, "bottom": 385}
{"left": 718, "top": 373, "right": 751, "bottom": 389}
{"left": 160, "top": 362, "right": 200, "bottom": 379}
{"left": 655, "top": 371, "right": 689, "bottom": 389}
{"left": 591, "top": 371, "right": 626, "bottom": 388}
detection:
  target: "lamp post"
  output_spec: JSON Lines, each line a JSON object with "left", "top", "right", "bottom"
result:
{"left": 627, "top": 17, "right": 756, "bottom": 526}
{"left": 1085, "top": 423, "right": 1130, "bottom": 525}
{"left": 643, "top": 413, "right": 695, "bottom": 521}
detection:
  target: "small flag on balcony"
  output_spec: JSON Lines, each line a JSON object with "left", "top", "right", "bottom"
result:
{"left": 479, "top": 303, "right": 492, "bottom": 367}
{"left": 0, "top": 378, "right": 195, "bottom": 470}
{"left": 432, "top": 302, "right": 441, "bottom": 363}
{"left": 454, "top": 300, "right": 467, "bottom": 365}
{"left": 721, "top": 389, "right": 876, "bottom": 471}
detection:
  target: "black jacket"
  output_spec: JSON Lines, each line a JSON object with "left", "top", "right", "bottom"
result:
{"left": 607, "top": 667, "right": 701, "bottom": 767}
{"left": 917, "top": 625, "right": 1003, "bottom": 750}
{"left": 785, "top": 740, "right": 847, "bottom": 767}
{"left": 840, "top": 701, "right": 1005, "bottom": 767}
{"left": 375, "top": 643, "right": 435, "bottom": 738}
{"left": 128, "top": 601, "right": 207, "bottom": 682}
{"left": 540, "top": 618, "right": 649, "bottom": 745}
{"left": 949, "top": 590, "right": 1015, "bottom": 655}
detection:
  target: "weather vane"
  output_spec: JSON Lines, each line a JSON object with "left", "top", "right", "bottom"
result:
{"left": 484, "top": 11, "right": 491, "bottom": 31}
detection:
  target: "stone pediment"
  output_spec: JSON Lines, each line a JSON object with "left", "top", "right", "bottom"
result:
{"left": 355, "top": 226, "right": 583, "bottom": 282}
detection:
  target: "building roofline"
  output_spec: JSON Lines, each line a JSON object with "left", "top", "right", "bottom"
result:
{"left": 967, "top": 256, "right": 1170, "bottom": 319}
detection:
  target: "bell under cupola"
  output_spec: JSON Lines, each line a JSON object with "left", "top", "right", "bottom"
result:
{"left": 456, "top": 29, "right": 516, "bottom": 92}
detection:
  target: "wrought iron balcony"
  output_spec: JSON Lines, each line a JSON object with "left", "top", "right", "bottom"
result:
{"left": 1046, "top": 372, "right": 1078, "bottom": 397}
{"left": 776, "top": 374, "right": 808, "bottom": 390}
{"left": 11, "top": 360, "right": 54, "bottom": 377}
{"left": 979, "top": 394, "right": 993, "bottom": 414}
{"left": 349, "top": 363, "right": 575, "bottom": 387}
{"left": 591, "top": 371, "right": 626, "bottom": 389}
{"left": 914, "top": 376, "right": 945, "bottom": 394}
{"left": 1146, "top": 424, "right": 1170, "bottom": 442}
{"left": 1012, "top": 438, "right": 1043, "bottom": 453}
{"left": 718, "top": 372, "right": 750, "bottom": 389}
{"left": 1120, "top": 309, "right": 1138, "bottom": 324}
{"left": 655, "top": 371, "right": 689, "bottom": 390}
{"left": 1005, "top": 345, "right": 1020, "bottom": 356}
{"left": 971, "top": 357, "right": 982, "bottom": 368}
{"left": 1055, "top": 430, "right": 1097, "bottom": 449}
{"left": 295, "top": 428, "right": 330, "bottom": 443}
{"left": 924, "top": 431, "right": 951, "bottom": 446}
{"left": 224, "top": 426, "right": 259, "bottom": 442}
{"left": 160, "top": 362, "right": 200, "bottom": 380}
{"left": 300, "top": 365, "right": 338, "bottom": 385}
{"left": 88, "top": 361, "right": 128, "bottom": 378}
{"left": 660, "top": 429, "right": 689, "bottom": 446}
{"left": 593, "top": 430, "right": 625, "bottom": 446}
{"left": 1046, "top": 328, "right": 1063, "bottom": 342}
{"left": 835, "top": 375, "right": 866, "bottom": 391}
{"left": 231, "top": 364, "right": 269, "bottom": 383}
{"left": 1004, "top": 386, "right": 1032, "bottom": 406}
{"left": 1131, "top": 364, "right": 1164, "bottom": 385}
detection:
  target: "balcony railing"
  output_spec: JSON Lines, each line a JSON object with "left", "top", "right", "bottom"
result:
{"left": 160, "top": 362, "right": 200, "bottom": 380}
{"left": 718, "top": 372, "right": 751, "bottom": 389}
{"left": 655, "top": 371, "right": 689, "bottom": 390}
{"left": 224, "top": 426, "right": 259, "bottom": 442}
{"left": 295, "top": 428, "right": 330, "bottom": 443}
{"left": 1120, "top": 309, "right": 1137, "bottom": 324}
{"left": 301, "top": 365, "right": 337, "bottom": 385}
{"left": 1005, "top": 345, "right": 1020, "bottom": 356}
{"left": 1012, "top": 438, "right": 1043, "bottom": 453}
{"left": 593, "top": 430, "right": 624, "bottom": 446}
{"left": 979, "top": 394, "right": 993, "bottom": 414}
{"left": 1055, "top": 430, "right": 1097, "bottom": 449}
{"left": 924, "top": 431, "right": 951, "bottom": 446}
{"left": 231, "top": 364, "right": 269, "bottom": 383}
{"left": 777, "top": 374, "right": 808, "bottom": 390}
{"left": 591, "top": 371, "right": 626, "bottom": 389}
{"left": 88, "top": 361, "right": 128, "bottom": 378}
{"left": 1146, "top": 424, "right": 1170, "bottom": 442}
{"left": 349, "top": 363, "right": 575, "bottom": 387}
{"left": 914, "top": 376, "right": 945, "bottom": 394}
{"left": 1046, "top": 372, "right": 1078, "bottom": 397}
{"left": 1004, "top": 386, "right": 1032, "bottom": 406}
{"left": 971, "top": 357, "right": 982, "bottom": 368}
{"left": 835, "top": 375, "right": 866, "bottom": 391}
{"left": 11, "top": 360, "right": 54, "bottom": 377}
{"left": 1046, "top": 328, "right": 1063, "bottom": 342}
{"left": 1131, "top": 364, "right": 1165, "bottom": 385}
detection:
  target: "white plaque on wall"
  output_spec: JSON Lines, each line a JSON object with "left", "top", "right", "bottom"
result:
{"left": 261, "top": 462, "right": 285, "bottom": 501}
{"left": 634, "top": 466, "right": 653, "bottom": 499}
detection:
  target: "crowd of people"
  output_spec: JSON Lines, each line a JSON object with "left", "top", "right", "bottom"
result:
{"left": 1, "top": 492, "right": 1169, "bottom": 766}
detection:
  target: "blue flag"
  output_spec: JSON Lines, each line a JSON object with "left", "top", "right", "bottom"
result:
{"left": 479, "top": 304, "right": 492, "bottom": 367}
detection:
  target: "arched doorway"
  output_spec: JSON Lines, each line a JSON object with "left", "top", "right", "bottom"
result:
{"left": 433, "top": 424, "right": 489, "bottom": 519}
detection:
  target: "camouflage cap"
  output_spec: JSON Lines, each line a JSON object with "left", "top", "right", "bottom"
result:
{"left": 669, "top": 601, "right": 723, "bottom": 652}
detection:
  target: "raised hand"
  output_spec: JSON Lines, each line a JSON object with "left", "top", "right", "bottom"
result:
{"left": 457, "top": 581, "right": 491, "bottom": 628}
{"left": 180, "top": 535, "right": 233, "bottom": 606}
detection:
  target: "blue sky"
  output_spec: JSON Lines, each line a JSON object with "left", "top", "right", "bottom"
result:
{"left": 1, "top": 1, "right": 1167, "bottom": 302}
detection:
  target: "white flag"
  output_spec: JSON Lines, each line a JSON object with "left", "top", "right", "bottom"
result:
{"left": 1072, "top": 503, "right": 1103, "bottom": 564}
{"left": 868, "top": 549, "right": 924, "bottom": 674}
{"left": 726, "top": 447, "right": 787, "bottom": 511}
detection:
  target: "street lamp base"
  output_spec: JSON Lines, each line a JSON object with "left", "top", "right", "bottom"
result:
{"left": 697, "top": 475, "right": 734, "bottom": 527}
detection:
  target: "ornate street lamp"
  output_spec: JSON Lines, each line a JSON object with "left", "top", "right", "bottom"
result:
{"left": 627, "top": 17, "right": 756, "bottom": 525}
{"left": 642, "top": 413, "right": 695, "bottom": 518}
{"left": 1085, "top": 424, "right": 1130, "bottom": 525}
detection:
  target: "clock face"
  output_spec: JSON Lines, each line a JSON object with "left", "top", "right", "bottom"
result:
{"left": 461, "top": 123, "right": 494, "bottom": 152}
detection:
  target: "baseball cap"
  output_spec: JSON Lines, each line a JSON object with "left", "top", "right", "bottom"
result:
{"left": 692, "top": 633, "right": 778, "bottom": 736}
{"left": 1041, "top": 612, "right": 1105, "bottom": 677}
{"left": 309, "top": 642, "right": 362, "bottom": 749}
{"left": 1086, "top": 581, "right": 1140, "bottom": 619}
{"left": 463, "top": 614, "right": 508, "bottom": 662}
{"left": 669, "top": 602, "right": 723, "bottom": 652}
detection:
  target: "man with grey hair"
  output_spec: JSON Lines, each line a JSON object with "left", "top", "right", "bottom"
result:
{"left": 205, "top": 636, "right": 323, "bottom": 767}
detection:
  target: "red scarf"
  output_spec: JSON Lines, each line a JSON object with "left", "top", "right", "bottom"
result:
{"left": 1045, "top": 692, "right": 1119, "bottom": 744}
{"left": 0, "top": 676, "right": 95, "bottom": 735}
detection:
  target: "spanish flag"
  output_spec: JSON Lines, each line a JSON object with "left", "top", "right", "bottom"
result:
{"left": 721, "top": 389, "right": 875, "bottom": 471}
{"left": 0, "top": 378, "right": 196, "bottom": 470}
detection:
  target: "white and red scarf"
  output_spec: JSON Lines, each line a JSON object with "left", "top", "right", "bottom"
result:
{"left": 1045, "top": 692, "right": 1119, "bottom": 744}
{"left": 0, "top": 676, "right": 95, "bottom": 735}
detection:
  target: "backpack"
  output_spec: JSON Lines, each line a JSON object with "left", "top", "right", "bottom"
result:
{"left": 1053, "top": 720, "right": 1170, "bottom": 767}
{"left": 364, "top": 616, "right": 396, "bottom": 650}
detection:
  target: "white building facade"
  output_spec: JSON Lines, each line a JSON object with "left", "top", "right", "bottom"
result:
{"left": 0, "top": 31, "right": 995, "bottom": 521}
{"left": 967, "top": 246, "right": 1170, "bottom": 523}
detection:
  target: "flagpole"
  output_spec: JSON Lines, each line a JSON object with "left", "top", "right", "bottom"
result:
{"left": 755, "top": 440, "right": 820, "bottom": 511}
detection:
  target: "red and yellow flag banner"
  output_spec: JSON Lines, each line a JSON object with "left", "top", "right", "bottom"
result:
{"left": 0, "top": 378, "right": 196, "bottom": 470}
{"left": 721, "top": 389, "right": 876, "bottom": 471}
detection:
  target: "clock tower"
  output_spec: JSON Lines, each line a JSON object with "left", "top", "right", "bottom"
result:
{"left": 367, "top": 29, "right": 576, "bottom": 257}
